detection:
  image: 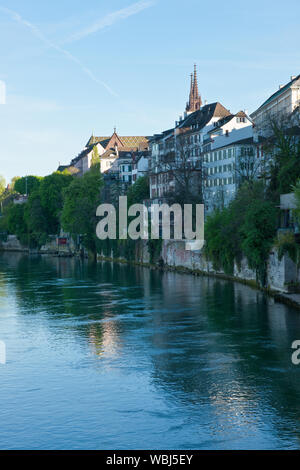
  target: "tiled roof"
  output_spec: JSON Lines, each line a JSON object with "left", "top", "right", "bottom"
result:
{"left": 87, "top": 134, "right": 148, "bottom": 149}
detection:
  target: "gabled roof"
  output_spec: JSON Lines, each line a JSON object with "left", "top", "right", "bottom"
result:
{"left": 208, "top": 111, "right": 251, "bottom": 134}
{"left": 178, "top": 102, "right": 231, "bottom": 130}
{"left": 71, "top": 146, "right": 92, "bottom": 165}
{"left": 86, "top": 134, "right": 148, "bottom": 150}
{"left": 252, "top": 74, "right": 300, "bottom": 115}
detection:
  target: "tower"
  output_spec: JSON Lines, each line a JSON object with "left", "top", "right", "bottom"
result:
{"left": 186, "top": 64, "right": 202, "bottom": 114}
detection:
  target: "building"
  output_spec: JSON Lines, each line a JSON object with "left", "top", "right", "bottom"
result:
{"left": 203, "top": 132, "right": 259, "bottom": 214}
{"left": 132, "top": 151, "right": 149, "bottom": 184}
{"left": 251, "top": 74, "right": 300, "bottom": 138}
{"left": 149, "top": 66, "right": 232, "bottom": 202}
{"left": 63, "top": 129, "right": 149, "bottom": 177}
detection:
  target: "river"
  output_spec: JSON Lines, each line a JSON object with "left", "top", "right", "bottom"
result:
{"left": 0, "top": 252, "right": 300, "bottom": 450}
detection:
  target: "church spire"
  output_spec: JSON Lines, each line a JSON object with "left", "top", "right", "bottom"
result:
{"left": 186, "top": 65, "right": 202, "bottom": 114}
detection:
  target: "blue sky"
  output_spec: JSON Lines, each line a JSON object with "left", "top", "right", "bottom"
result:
{"left": 0, "top": 0, "right": 299, "bottom": 183}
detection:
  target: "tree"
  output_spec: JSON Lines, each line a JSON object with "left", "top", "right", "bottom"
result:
{"left": 126, "top": 176, "right": 149, "bottom": 207}
{"left": 234, "top": 147, "right": 261, "bottom": 185}
{"left": 14, "top": 176, "right": 42, "bottom": 195}
{"left": 204, "top": 180, "right": 277, "bottom": 284}
{"left": 4, "top": 203, "right": 28, "bottom": 245}
{"left": 153, "top": 131, "right": 205, "bottom": 206}
{"left": 38, "top": 172, "right": 74, "bottom": 234}
{"left": 61, "top": 170, "right": 102, "bottom": 256}
{"left": 261, "top": 111, "right": 300, "bottom": 199}
{"left": 24, "top": 191, "right": 49, "bottom": 248}
{"left": 10, "top": 176, "right": 20, "bottom": 190}
{"left": 0, "top": 175, "right": 6, "bottom": 195}
{"left": 240, "top": 199, "right": 277, "bottom": 286}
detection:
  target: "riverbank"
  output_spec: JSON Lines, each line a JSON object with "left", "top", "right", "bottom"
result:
{"left": 98, "top": 255, "right": 300, "bottom": 310}
{"left": 2, "top": 235, "right": 300, "bottom": 311}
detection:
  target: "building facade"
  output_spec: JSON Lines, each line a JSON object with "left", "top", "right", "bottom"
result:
{"left": 251, "top": 74, "right": 300, "bottom": 138}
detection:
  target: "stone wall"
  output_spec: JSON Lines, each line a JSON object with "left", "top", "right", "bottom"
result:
{"left": 1, "top": 234, "right": 297, "bottom": 293}
{"left": 0, "top": 235, "right": 26, "bottom": 252}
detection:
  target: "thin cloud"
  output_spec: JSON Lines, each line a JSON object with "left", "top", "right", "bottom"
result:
{"left": 64, "top": 0, "right": 155, "bottom": 44}
{"left": 0, "top": 5, "right": 117, "bottom": 96}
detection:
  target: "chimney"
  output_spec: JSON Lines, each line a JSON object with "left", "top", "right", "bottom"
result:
{"left": 279, "top": 85, "right": 284, "bottom": 89}
{"left": 291, "top": 75, "right": 296, "bottom": 81}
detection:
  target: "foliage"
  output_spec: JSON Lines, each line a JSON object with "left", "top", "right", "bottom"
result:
{"left": 14, "top": 175, "right": 42, "bottom": 196}
{"left": 3, "top": 203, "right": 28, "bottom": 246}
{"left": 264, "top": 114, "right": 300, "bottom": 200}
{"left": 126, "top": 176, "right": 149, "bottom": 206}
{"left": 292, "top": 179, "right": 300, "bottom": 222}
{"left": 91, "top": 146, "right": 100, "bottom": 166}
{"left": 24, "top": 191, "right": 49, "bottom": 248}
{"left": 240, "top": 200, "right": 277, "bottom": 285}
{"left": 38, "top": 172, "right": 73, "bottom": 234}
{"left": 0, "top": 175, "right": 6, "bottom": 195}
{"left": 10, "top": 176, "right": 20, "bottom": 191}
{"left": 148, "top": 238, "right": 163, "bottom": 264}
{"left": 61, "top": 169, "right": 102, "bottom": 255}
{"left": 205, "top": 181, "right": 277, "bottom": 284}
{"left": 275, "top": 232, "right": 298, "bottom": 264}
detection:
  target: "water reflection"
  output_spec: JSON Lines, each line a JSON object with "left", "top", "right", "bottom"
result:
{"left": 0, "top": 252, "right": 300, "bottom": 449}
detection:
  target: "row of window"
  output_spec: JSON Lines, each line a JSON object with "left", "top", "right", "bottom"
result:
{"left": 207, "top": 164, "right": 233, "bottom": 175}
{"left": 205, "top": 177, "right": 235, "bottom": 187}
{"left": 204, "top": 148, "right": 234, "bottom": 162}
{"left": 120, "top": 165, "right": 132, "bottom": 172}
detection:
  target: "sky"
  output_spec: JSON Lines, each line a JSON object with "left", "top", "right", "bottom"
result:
{"left": 0, "top": 0, "right": 299, "bottom": 183}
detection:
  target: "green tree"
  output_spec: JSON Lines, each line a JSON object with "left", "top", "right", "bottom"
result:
{"left": 91, "top": 145, "right": 100, "bottom": 166}
{"left": 10, "top": 176, "right": 20, "bottom": 190}
{"left": 0, "top": 175, "right": 6, "bottom": 195}
{"left": 205, "top": 181, "right": 277, "bottom": 284}
{"left": 38, "top": 172, "right": 74, "bottom": 234}
{"left": 24, "top": 191, "right": 49, "bottom": 248}
{"left": 14, "top": 176, "right": 42, "bottom": 195}
{"left": 240, "top": 200, "right": 277, "bottom": 285}
{"left": 126, "top": 176, "right": 149, "bottom": 206}
{"left": 61, "top": 170, "right": 102, "bottom": 256}
{"left": 5, "top": 203, "right": 28, "bottom": 245}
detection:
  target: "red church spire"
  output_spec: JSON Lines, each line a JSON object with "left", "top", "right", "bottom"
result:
{"left": 186, "top": 65, "right": 202, "bottom": 114}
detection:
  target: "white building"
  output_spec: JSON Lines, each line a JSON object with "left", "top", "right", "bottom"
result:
{"left": 203, "top": 125, "right": 259, "bottom": 214}
{"left": 251, "top": 74, "right": 300, "bottom": 138}
{"left": 132, "top": 152, "right": 149, "bottom": 184}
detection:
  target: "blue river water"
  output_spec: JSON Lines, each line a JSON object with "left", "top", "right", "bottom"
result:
{"left": 0, "top": 252, "right": 300, "bottom": 450}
